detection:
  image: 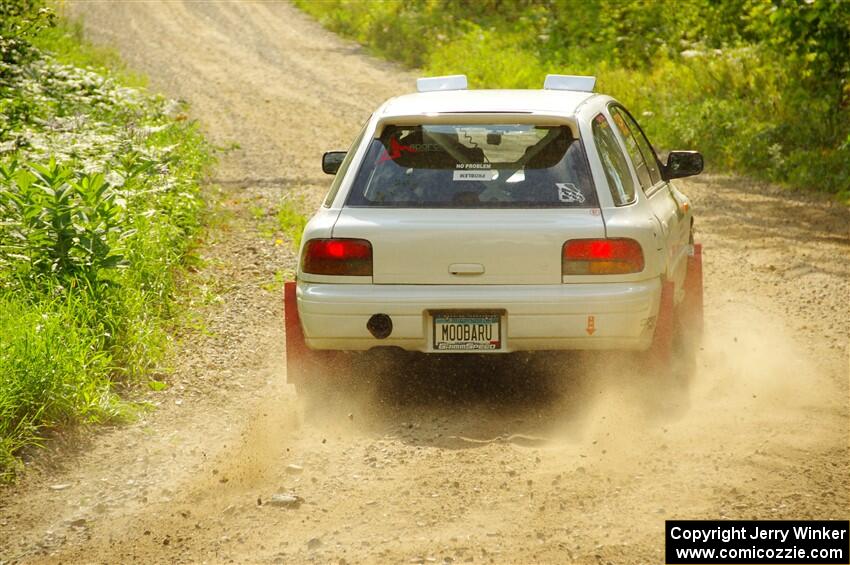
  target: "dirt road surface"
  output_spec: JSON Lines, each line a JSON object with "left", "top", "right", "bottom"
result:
{"left": 1, "top": 2, "right": 848, "bottom": 564}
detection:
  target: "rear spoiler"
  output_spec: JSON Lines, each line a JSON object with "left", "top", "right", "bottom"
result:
{"left": 543, "top": 74, "right": 596, "bottom": 92}
{"left": 415, "top": 73, "right": 596, "bottom": 93}
{"left": 416, "top": 75, "right": 468, "bottom": 92}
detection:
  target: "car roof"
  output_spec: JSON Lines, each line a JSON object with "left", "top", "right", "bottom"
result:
{"left": 379, "top": 89, "right": 598, "bottom": 119}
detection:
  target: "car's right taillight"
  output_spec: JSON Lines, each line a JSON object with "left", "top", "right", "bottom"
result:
{"left": 302, "top": 238, "right": 373, "bottom": 276}
{"left": 562, "top": 238, "right": 644, "bottom": 275}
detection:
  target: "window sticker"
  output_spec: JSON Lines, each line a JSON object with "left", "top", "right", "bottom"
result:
{"left": 379, "top": 137, "right": 416, "bottom": 162}
{"left": 557, "top": 182, "right": 586, "bottom": 203}
{"left": 455, "top": 163, "right": 492, "bottom": 169}
{"left": 612, "top": 112, "right": 630, "bottom": 135}
{"left": 453, "top": 169, "right": 498, "bottom": 181}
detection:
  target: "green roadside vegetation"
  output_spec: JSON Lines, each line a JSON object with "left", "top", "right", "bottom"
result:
{"left": 295, "top": 0, "right": 850, "bottom": 200}
{"left": 277, "top": 197, "right": 308, "bottom": 252}
{"left": 0, "top": 1, "right": 212, "bottom": 479}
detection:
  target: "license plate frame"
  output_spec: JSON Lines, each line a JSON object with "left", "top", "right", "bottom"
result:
{"left": 430, "top": 310, "right": 504, "bottom": 352}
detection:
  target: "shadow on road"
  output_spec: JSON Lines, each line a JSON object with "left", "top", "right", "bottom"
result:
{"left": 300, "top": 349, "right": 693, "bottom": 450}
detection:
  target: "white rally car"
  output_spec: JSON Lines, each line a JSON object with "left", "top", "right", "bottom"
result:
{"left": 285, "top": 74, "right": 703, "bottom": 391}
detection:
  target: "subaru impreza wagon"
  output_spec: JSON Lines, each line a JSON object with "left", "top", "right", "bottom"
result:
{"left": 284, "top": 74, "right": 704, "bottom": 391}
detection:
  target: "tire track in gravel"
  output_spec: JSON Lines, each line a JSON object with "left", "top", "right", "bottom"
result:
{"left": 1, "top": 2, "right": 847, "bottom": 564}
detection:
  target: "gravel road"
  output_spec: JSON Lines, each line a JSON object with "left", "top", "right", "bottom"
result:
{"left": 1, "top": 2, "right": 848, "bottom": 564}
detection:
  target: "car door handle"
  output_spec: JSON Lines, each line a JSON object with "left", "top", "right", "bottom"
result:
{"left": 449, "top": 263, "right": 485, "bottom": 275}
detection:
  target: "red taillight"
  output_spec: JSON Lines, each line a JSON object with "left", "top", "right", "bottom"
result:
{"left": 562, "top": 238, "right": 644, "bottom": 275}
{"left": 302, "top": 238, "right": 373, "bottom": 276}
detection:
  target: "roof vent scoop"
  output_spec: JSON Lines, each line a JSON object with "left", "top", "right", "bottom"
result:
{"left": 416, "top": 74, "right": 468, "bottom": 93}
{"left": 543, "top": 74, "right": 596, "bottom": 92}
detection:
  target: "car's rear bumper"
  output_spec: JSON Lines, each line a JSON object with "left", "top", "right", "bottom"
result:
{"left": 297, "top": 280, "right": 661, "bottom": 352}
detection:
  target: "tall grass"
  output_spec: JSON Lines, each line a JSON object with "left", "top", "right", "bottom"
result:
{"left": 0, "top": 2, "right": 211, "bottom": 479}
{"left": 0, "top": 292, "right": 115, "bottom": 478}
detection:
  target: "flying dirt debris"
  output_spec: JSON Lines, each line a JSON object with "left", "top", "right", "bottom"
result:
{"left": 0, "top": 2, "right": 847, "bottom": 564}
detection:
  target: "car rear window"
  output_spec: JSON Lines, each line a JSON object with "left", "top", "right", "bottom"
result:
{"left": 345, "top": 124, "right": 597, "bottom": 208}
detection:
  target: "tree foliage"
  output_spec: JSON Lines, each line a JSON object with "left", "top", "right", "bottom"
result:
{"left": 297, "top": 0, "right": 850, "bottom": 197}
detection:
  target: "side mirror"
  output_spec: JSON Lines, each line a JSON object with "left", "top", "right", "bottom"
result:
{"left": 322, "top": 151, "right": 346, "bottom": 175}
{"left": 664, "top": 150, "right": 703, "bottom": 180}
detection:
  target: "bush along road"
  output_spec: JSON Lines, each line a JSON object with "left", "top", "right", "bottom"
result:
{"left": 0, "top": 4, "right": 210, "bottom": 481}
{"left": 0, "top": 2, "right": 848, "bottom": 564}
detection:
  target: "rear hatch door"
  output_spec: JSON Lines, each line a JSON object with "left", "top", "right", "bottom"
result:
{"left": 332, "top": 208, "right": 606, "bottom": 284}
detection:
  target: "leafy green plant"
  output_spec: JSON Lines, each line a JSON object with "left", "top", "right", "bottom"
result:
{"left": 0, "top": 160, "right": 133, "bottom": 291}
{"left": 147, "top": 380, "right": 168, "bottom": 392}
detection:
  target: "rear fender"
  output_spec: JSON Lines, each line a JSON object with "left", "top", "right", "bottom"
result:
{"left": 596, "top": 202, "right": 666, "bottom": 284}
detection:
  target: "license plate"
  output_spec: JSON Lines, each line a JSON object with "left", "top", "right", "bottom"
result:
{"left": 432, "top": 312, "right": 502, "bottom": 351}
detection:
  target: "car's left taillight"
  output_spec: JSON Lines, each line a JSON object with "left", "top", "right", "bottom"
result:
{"left": 302, "top": 238, "right": 373, "bottom": 276}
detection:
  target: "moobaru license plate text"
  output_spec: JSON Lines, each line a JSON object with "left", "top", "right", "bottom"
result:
{"left": 434, "top": 314, "right": 501, "bottom": 350}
